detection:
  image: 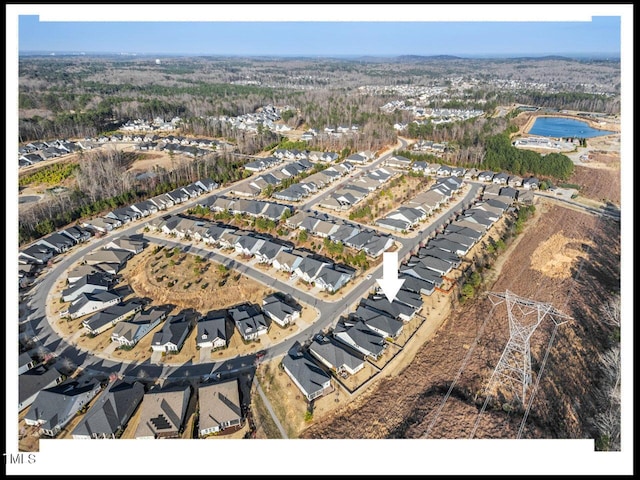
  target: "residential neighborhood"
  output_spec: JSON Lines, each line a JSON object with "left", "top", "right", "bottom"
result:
{"left": 14, "top": 20, "right": 624, "bottom": 473}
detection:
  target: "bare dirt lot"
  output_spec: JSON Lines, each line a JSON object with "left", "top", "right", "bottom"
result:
{"left": 127, "top": 246, "right": 271, "bottom": 312}
{"left": 299, "top": 203, "right": 620, "bottom": 440}
{"left": 569, "top": 164, "right": 621, "bottom": 206}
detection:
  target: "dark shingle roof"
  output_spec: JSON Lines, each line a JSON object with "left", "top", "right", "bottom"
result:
{"left": 282, "top": 344, "right": 331, "bottom": 398}
{"left": 71, "top": 380, "right": 144, "bottom": 438}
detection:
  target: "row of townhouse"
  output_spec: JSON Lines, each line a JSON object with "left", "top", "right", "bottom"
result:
{"left": 149, "top": 213, "right": 356, "bottom": 294}
{"left": 238, "top": 157, "right": 315, "bottom": 197}
{"left": 18, "top": 226, "right": 97, "bottom": 289}
{"left": 285, "top": 210, "right": 395, "bottom": 259}
{"left": 316, "top": 167, "right": 394, "bottom": 211}
{"left": 19, "top": 226, "right": 92, "bottom": 266}
{"left": 411, "top": 160, "right": 541, "bottom": 190}
{"left": 399, "top": 196, "right": 513, "bottom": 291}
{"left": 273, "top": 162, "right": 355, "bottom": 202}
{"left": 280, "top": 190, "right": 521, "bottom": 404}
{"left": 411, "top": 140, "right": 449, "bottom": 152}
{"left": 281, "top": 271, "right": 427, "bottom": 402}
{"left": 376, "top": 176, "right": 464, "bottom": 232}
{"left": 81, "top": 178, "right": 218, "bottom": 234}
{"left": 18, "top": 139, "right": 85, "bottom": 167}
{"left": 202, "top": 196, "right": 292, "bottom": 222}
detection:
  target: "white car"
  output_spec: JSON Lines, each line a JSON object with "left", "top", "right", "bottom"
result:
{"left": 365, "top": 274, "right": 372, "bottom": 280}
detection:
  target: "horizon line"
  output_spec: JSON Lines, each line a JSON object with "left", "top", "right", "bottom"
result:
{"left": 18, "top": 51, "right": 621, "bottom": 59}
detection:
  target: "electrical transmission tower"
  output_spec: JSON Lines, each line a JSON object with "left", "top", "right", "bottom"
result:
{"left": 483, "top": 290, "right": 572, "bottom": 406}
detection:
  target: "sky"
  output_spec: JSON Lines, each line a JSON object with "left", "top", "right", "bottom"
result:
{"left": 5, "top": 3, "right": 634, "bottom": 477}
{"left": 12, "top": 5, "right": 624, "bottom": 58}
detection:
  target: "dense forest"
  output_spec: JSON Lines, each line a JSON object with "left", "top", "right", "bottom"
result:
{"left": 483, "top": 132, "right": 575, "bottom": 180}
{"left": 18, "top": 55, "right": 620, "bottom": 143}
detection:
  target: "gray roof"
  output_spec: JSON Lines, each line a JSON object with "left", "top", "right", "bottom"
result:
{"left": 151, "top": 311, "right": 195, "bottom": 347}
{"left": 19, "top": 366, "right": 63, "bottom": 406}
{"left": 309, "top": 336, "right": 364, "bottom": 372}
{"left": 41, "top": 232, "right": 75, "bottom": 249}
{"left": 256, "top": 240, "right": 284, "bottom": 260}
{"left": 444, "top": 224, "right": 483, "bottom": 240}
{"left": 393, "top": 288, "right": 424, "bottom": 310}
{"left": 442, "top": 232, "right": 475, "bottom": 248}
{"left": 400, "top": 265, "right": 444, "bottom": 286}
{"left": 333, "top": 320, "right": 386, "bottom": 357}
{"left": 399, "top": 273, "right": 436, "bottom": 295}
{"left": 297, "top": 257, "right": 327, "bottom": 278}
{"left": 315, "top": 266, "right": 351, "bottom": 290}
{"left": 24, "top": 378, "right": 100, "bottom": 431}
{"left": 229, "top": 304, "right": 269, "bottom": 337}
{"left": 420, "top": 246, "right": 461, "bottom": 264}
{"left": 418, "top": 255, "right": 454, "bottom": 275}
{"left": 345, "top": 230, "right": 374, "bottom": 249}
{"left": 196, "top": 313, "right": 227, "bottom": 345}
{"left": 19, "top": 352, "right": 35, "bottom": 371}
{"left": 352, "top": 309, "right": 403, "bottom": 338}
{"left": 330, "top": 224, "right": 360, "bottom": 243}
{"left": 282, "top": 344, "right": 331, "bottom": 398}
{"left": 83, "top": 301, "right": 143, "bottom": 333}
{"left": 485, "top": 198, "right": 509, "bottom": 210}
{"left": 68, "top": 290, "right": 122, "bottom": 316}
{"left": 364, "top": 235, "right": 394, "bottom": 257}
{"left": 71, "top": 380, "right": 145, "bottom": 438}
{"left": 428, "top": 237, "right": 470, "bottom": 255}
{"left": 376, "top": 217, "right": 410, "bottom": 231}
{"left": 463, "top": 211, "right": 495, "bottom": 227}
{"left": 360, "top": 296, "right": 415, "bottom": 320}
{"left": 262, "top": 299, "right": 298, "bottom": 323}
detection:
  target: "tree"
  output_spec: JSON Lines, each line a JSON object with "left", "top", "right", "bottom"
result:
{"left": 461, "top": 283, "right": 475, "bottom": 300}
{"left": 599, "top": 294, "right": 621, "bottom": 327}
{"left": 593, "top": 346, "right": 621, "bottom": 451}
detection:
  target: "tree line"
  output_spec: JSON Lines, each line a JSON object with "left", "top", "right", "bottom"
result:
{"left": 482, "top": 132, "right": 574, "bottom": 180}
{"left": 19, "top": 149, "right": 249, "bottom": 245}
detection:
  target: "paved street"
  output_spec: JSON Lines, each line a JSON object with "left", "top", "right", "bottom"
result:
{"left": 19, "top": 139, "right": 481, "bottom": 383}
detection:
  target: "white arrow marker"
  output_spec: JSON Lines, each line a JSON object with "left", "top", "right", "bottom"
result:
{"left": 376, "top": 251, "right": 405, "bottom": 303}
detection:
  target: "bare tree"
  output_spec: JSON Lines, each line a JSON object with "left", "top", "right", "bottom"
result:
{"left": 592, "top": 346, "right": 621, "bottom": 451}
{"left": 599, "top": 294, "right": 621, "bottom": 327}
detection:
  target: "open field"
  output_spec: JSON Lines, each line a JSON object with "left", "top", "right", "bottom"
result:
{"left": 127, "top": 246, "right": 272, "bottom": 313}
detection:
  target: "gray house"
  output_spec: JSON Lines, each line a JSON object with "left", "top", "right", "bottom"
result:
{"left": 308, "top": 335, "right": 365, "bottom": 376}
{"left": 150, "top": 310, "right": 196, "bottom": 352}
{"left": 262, "top": 294, "right": 301, "bottom": 327}
{"left": 333, "top": 320, "right": 386, "bottom": 360}
{"left": 24, "top": 377, "right": 102, "bottom": 437}
{"left": 110, "top": 307, "right": 168, "bottom": 347}
{"left": 83, "top": 301, "right": 144, "bottom": 335}
{"left": 71, "top": 379, "right": 145, "bottom": 439}
{"left": 229, "top": 304, "right": 269, "bottom": 341}
{"left": 196, "top": 310, "right": 228, "bottom": 349}
{"left": 19, "top": 366, "right": 65, "bottom": 411}
{"left": 282, "top": 343, "right": 332, "bottom": 402}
